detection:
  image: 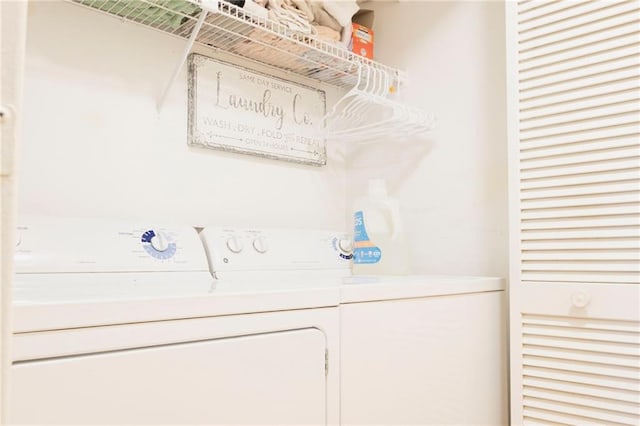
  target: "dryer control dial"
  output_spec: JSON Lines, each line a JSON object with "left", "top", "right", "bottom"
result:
{"left": 141, "top": 230, "right": 177, "bottom": 260}
{"left": 252, "top": 236, "right": 269, "bottom": 254}
{"left": 150, "top": 231, "right": 170, "bottom": 252}
{"left": 226, "top": 235, "right": 245, "bottom": 253}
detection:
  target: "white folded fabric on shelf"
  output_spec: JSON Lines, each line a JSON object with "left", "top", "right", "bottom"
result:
{"left": 321, "top": 0, "right": 358, "bottom": 46}
{"left": 313, "top": 24, "right": 341, "bottom": 42}
{"left": 268, "top": 0, "right": 315, "bottom": 34}
{"left": 310, "top": 1, "right": 342, "bottom": 32}
{"left": 265, "top": 0, "right": 358, "bottom": 46}
{"left": 321, "top": 0, "right": 358, "bottom": 27}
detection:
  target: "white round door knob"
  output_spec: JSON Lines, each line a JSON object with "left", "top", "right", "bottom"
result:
{"left": 571, "top": 291, "right": 591, "bottom": 308}
{"left": 253, "top": 236, "right": 269, "bottom": 254}
{"left": 338, "top": 238, "right": 353, "bottom": 253}
{"left": 150, "top": 231, "right": 170, "bottom": 252}
{"left": 226, "top": 235, "right": 244, "bottom": 253}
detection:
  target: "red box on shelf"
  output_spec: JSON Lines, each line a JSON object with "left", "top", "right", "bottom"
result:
{"left": 351, "top": 9, "right": 374, "bottom": 59}
{"left": 351, "top": 23, "right": 373, "bottom": 59}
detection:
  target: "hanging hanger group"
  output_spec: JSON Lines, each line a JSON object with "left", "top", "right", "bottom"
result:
{"left": 324, "top": 62, "right": 435, "bottom": 144}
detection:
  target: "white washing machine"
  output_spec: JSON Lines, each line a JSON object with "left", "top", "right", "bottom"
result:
{"left": 9, "top": 218, "right": 349, "bottom": 425}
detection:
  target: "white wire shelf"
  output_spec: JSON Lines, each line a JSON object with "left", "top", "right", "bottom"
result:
{"left": 68, "top": 0, "right": 406, "bottom": 89}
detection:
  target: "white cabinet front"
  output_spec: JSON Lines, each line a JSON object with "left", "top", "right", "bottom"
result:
{"left": 9, "top": 328, "right": 327, "bottom": 425}
{"left": 340, "top": 292, "right": 507, "bottom": 425}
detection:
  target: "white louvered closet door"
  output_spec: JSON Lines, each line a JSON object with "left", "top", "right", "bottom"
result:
{"left": 506, "top": 1, "right": 640, "bottom": 425}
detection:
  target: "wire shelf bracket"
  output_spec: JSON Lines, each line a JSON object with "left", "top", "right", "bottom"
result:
{"left": 156, "top": 2, "right": 212, "bottom": 111}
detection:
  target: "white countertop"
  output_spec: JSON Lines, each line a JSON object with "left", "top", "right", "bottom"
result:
{"left": 12, "top": 273, "right": 504, "bottom": 333}
{"left": 340, "top": 275, "right": 505, "bottom": 303}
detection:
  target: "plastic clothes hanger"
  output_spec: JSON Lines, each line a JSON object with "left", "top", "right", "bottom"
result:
{"left": 328, "top": 63, "right": 375, "bottom": 129}
{"left": 329, "top": 67, "right": 403, "bottom": 139}
{"left": 329, "top": 64, "right": 388, "bottom": 132}
{"left": 324, "top": 60, "right": 435, "bottom": 144}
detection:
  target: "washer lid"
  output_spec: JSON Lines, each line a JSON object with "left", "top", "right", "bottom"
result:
{"left": 13, "top": 275, "right": 341, "bottom": 333}
{"left": 340, "top": 275, "right": 505, "bottom": 303}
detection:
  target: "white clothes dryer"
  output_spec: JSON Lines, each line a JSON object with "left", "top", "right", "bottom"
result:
{"left": 9, "top": 218, "right": 349, "bottom": 425}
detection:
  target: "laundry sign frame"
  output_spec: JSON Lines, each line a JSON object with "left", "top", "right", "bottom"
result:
{"left": 188, "top": 54, "right": 327, "bottom": 166}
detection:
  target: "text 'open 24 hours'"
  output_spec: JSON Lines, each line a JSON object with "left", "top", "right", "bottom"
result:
{"left": 188, "top": 54, "right": 327, "bottom": 166}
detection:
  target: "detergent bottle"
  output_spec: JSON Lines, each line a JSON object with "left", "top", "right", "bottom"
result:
{"left": 351, "top": 178, "right": 409, "bottom": 275}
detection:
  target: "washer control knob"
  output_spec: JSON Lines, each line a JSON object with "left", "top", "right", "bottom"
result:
{"left": 338, "top": 238, "right": 353, "bottom": 253}
{"left": 226, "top": 235, "right": 244, "bottom": 253}
{"left": 150, "top": 231, "right": 170, "bottom": 252}
{"left": 253, "top": 236, "right": 269, "bottom": 254}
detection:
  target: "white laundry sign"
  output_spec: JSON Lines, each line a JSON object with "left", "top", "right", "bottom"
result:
{"left": 188, "top": 54, "right": 327, "bottom": 165}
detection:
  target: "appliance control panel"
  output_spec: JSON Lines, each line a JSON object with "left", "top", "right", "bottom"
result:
{"left": 15, "top": 216, "right": 209, "bottom": 274}
{"left": 200, "top": 228, "right": 352, "bottom": 274}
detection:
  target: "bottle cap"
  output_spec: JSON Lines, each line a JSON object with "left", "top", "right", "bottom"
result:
{"left": 368, "top": 178, "right": 388, "bottom": 196}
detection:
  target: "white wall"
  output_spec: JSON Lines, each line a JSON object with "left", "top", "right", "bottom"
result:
{"left": 21, "top": 1, "right": 507, "bottom": 277}
{"left": 348, "top": 1, "right": 508, "bottom": 277}
{"left": 19, "top": 1, "right": 346, "bottom": 229}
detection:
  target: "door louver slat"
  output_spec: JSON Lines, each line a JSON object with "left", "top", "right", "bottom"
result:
{"left": 523, "top": 346, "right": 639, "bottom": 370}
{"left": 522, "top": 250, "right": 640, "bottom": 261}
{"left": 524, "top": 355, "right": 639, "bottom": 379}
{"left": 520, "top": 135, "right": 639, "bottom": 159}
{"left": 520, "top": 203, "right": 640, "bottom": 219}
{"left": 521, "top": 181, "right": 640, "bottom": 199}
{"left": 522, "top": 215, "right": 639, "bottom": 229}
{"left": 521, "top": 239, "right": 640, "bottom": 251}
{"left": 521, "top": 170, "right": 638, "bottom": 190}
{"left": 523, "top": 315, "right": 640, "bottom": 332}
{"left": 520, "top": 146, "right": 640, "bottom": 169}
{"left": 521, "top": 192, "right": 639, "bottom": 209}
{"left": 520, "top": 158, "right": 639, "bottom": 180}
